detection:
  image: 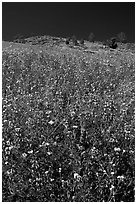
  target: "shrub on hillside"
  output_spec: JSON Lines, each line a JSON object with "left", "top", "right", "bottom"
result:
{"left": 13, "top": 34, "right": 24, "bottom": 43}
{"left": 88, "top": 32, "right": 95, "bottom": 42}
{"left": 80, "top": 38, "right": 84, "bottom": 45}
{"left": 103, "top": 38, "right": 118, "bottom": 49}
{"left": 72, "top": 35, "right": 78, "bottom": 46}
{"left": 110, "top": 37, "right": 118, "bottom": 49}
{"left": 117, "top": 32, "right": 127, "bottom": 43}
{"left": 66, "top": 37, "right": 71, "bottom": 45}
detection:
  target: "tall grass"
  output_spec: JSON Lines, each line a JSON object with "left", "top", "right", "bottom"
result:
{"left": 2, "top": 44, "right": 135, "bottom": 202}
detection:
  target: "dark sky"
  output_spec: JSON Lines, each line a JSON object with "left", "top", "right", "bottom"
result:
{"left": 2, "top": 2, "right": 135, "bottom": 42}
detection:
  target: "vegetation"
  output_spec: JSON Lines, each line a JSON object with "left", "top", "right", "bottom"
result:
{"left": 65, "top": 37, "right": 70, "bottom": 45}
{"left": 13, "top": 34, "right": 25, "bottom": 43}
{"left": 88, "top": 32, "right": 95, "bottom": 42}
{"left": 2, "top": 36, "right": 135, "bottom": 202}
{"left": 79, "top": 38, "right": 84, "bottom": 45}
{"left": 109, "top": 37, "right": 118, "bottom": 49}
{"left": 71, "top": 35, "right": 78, "bottom": 46}
{"left": 117, "top": 32, "right": 127, "bottom": 43}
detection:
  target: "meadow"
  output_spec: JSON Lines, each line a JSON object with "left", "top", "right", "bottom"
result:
{"left": 2, "top": 37, "right": 135, "bottom": 201}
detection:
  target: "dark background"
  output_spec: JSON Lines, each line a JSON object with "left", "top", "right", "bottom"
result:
{"left": 2, "top": 2, "right": 135, "bottom": 42}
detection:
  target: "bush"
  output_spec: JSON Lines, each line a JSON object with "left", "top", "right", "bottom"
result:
{"left": 13, "top": 34, "right": 26, "bottom": 43}
{"left": 110, "top": 37, "right": 117, "bottom": 43}
{"left": 110, "top": 37, "right": 118, "bottom": 49}
{"left": 80, "top": 38, "right": 84, "bottom": 45}
{"left": 104, "top": 38, "right": 118, "bottom": 49}
{"left": 88, "top": 32, "right": 95, "bottom": 42}
{"left": 13, "top": 34, "right": 24, "bottom": 43}
{"left": 117, "top": 32, "right": 127, "bottom": 43}
{"left": 71, "top": 35, "right": 78, "bottom": 46}
{"left": 102, "top": 40, "right": 107, "bottom": 46}
{"left": 66, "top": 37, "right": 70, "bottom": 45}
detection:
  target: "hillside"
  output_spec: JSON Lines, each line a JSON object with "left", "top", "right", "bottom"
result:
{"left": 2, "top": 36, "right": 135, "bottom": 202}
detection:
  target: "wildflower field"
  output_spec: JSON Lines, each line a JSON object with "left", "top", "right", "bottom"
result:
{"left": 2, "top": 38, "right": 135, "bottom": 202}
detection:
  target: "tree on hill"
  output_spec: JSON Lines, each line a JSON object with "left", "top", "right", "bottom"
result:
{"left": 102, "top": 37, "right": 118, "bottom": 49}
{"left": 66, "top": 37, "right": 70, "bottom": 45}
{"left": 13, "top": 34, "right": 24, "bottom": 43}
{"left": 109, "top": 37, "right": 118, "bottom": 49}
{"left": 72, "top": 35, "right": 78, "bottom": 46}
{"left": 80, "top": 38, "right": 84, "bottom": 45}
{"left": 88, "top": 32, "right": 95, "bottom": 42}
{"left": 117, "top": 32, "right": 127, "bottom": 43}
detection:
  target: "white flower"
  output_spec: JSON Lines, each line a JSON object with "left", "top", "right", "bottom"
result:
{"left": 114, "top": 147, "right": 121, "bottom": 151}
{"left": 70, "top": 111, "right": 75, "bottom": 117}
{"left": 53, "top": 142, "right": 57, "bottom": 146}
{"left": 28, "top": 150, "right": 33, "bottom": 154}
{"left": 109, "top": 138, "right": 115, "bottom": 142}
{"left": 48, "top": 120, "right": 54, "bottom": 125}
{"left": 45, "top": 142, "right": 50, "bottom": 146}
{"left": 74, "top": 173, "right": 81, "bottom": 180}
{"left": 73, "top": 125, "right": 78, "bottom": 128}
{"left": 8, "top": 146, "right": 14, "bottom": 150}
{"left": 40, "top": 142, "right": 50, "bottom": 147}
{"left": 22, "top": 153, "right": 27, "bottom": 158}
{"left": 117, "top": 175, "right": 124, "bottom": 181}
{"left": 47, "top": 151, "right": 52, "bottom": 155}
{"left": 36, "top": 177, "right": 41, "bottom": 181}
{"left": 7, "top": 169, "right": 13, "bottom": 175}
{"left": 110, "top": 185, "right": 115, "bottom": 190}
{"left": 45, "top": 110, "right": 52, "bottom": 114}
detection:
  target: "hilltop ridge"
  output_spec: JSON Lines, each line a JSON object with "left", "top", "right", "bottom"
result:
{"left": 2, "top": 34, "right": 135, "bottom": 56}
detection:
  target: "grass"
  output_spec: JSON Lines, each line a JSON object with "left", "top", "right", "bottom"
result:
{"left": 2, "top": 37, "right": 135, "bottom": 202}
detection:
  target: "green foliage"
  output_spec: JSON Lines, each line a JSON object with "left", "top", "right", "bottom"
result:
{"left": 88, "top": 32, "right": 95, "bottom": 42}
{"left": 109, "top": 37, "right": 118, "bottom": 49}
{"left": 2, "top": 41, "right": 135, "bottom": 202}
{"left": 13, "top": 34, "right": 26, "bottom": 44}
{"left": 79, "top": 38, "right": 84, "bottom": 45}
{"left": 117, "top": 32, "right": 127, "bottom": 43}
{"left": 103, "top": 38, "right": 118, "bottom": 49}
{"left": 66, "top": 37, "right": 70, "bottom": 45}
{"left": 71, "top": 35, "right": 78, "bottom": 46}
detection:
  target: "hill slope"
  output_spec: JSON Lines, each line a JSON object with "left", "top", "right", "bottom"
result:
{"left": 2, "top": 37, "right": 135, "bottom": 202}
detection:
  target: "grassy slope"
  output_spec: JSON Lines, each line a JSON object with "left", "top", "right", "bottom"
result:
{"left": 2, "top": 39, "right": 135, "bottom": 202}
